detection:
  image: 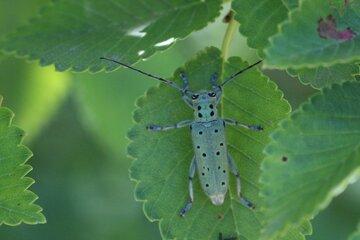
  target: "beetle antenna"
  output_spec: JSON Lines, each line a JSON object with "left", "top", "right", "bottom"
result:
{"left": 100, "top": 57, "right": 182, "bottom": 91}
{"left": 221, "top": 60, "right": 262, "bottom": 87}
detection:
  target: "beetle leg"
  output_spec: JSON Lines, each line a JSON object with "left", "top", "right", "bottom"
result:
{"left": 223, "top": 118, "right": 263, "bottom": 131}
{"left": 147, "top": 120, "right": 193, "bottom": 131}
{"left": 227, "top": 154, "right": 255, "bottom": 209}
{"left": 180, "top": 156, "right": 196, "bottom": 217}
{"left": 179, "top": 72, "right": 189, "bottom": 91}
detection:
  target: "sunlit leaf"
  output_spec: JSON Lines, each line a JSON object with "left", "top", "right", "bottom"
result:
{"left": 0, "top": 96, "right": 45, "bottom": 225}
{"left": 0, "top": 0, "right": 222, "bottom": 72}
{"left": 264, "top": 0, "right": 360, "bottom": 69}
{"left": 260, "top": 81, "right": 360, "bottom": 239}
{"left": 128, "top": 47, "right": 310, "bottom": 239}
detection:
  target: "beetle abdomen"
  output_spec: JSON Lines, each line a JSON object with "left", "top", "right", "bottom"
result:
{"left": 191, "top": 119, "right": 229, "bottom": 202}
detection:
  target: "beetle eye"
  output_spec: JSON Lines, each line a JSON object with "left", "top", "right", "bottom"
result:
{"left": 192, "top": 94, "right": 199, "bottom": 100}
{"left": 208, "top": 92, "right": 216, "bottom": 97}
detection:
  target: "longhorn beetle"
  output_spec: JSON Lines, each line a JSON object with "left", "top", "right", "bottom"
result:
{"left": 101, "top": 56, "right": 263, "bottom": 217}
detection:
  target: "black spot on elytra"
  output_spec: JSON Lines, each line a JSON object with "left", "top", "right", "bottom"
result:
{"left": 198, "top": 106, "right": 201, "bottom": 110}
{"left": 220, "top": 143, "right": 224, "bottom": 146}
{"left": 216, "top": 151, "right": 220, "bottom": 155}
{"left": 222, "top": 182, "right": 225, "bottom": 186}
{"left": 199, "top": 131, "right": 203, "bottom": 135}
{"left": 223, "top": 170, "right": 226, "bottom": 173}
{"left": 210, "top": 111, "right": 214, "bottom": 116}
{"left": 202, "top": 153, "right": 206, "bottom": 157}
{"left": 198, "top": 113, "right": 203, "bottom": 118}
{"left": 206, "top": 184, "right": 209, "bottom": 187}
{"left": 218, "top": 166, "right": 221, "bottom": 169}
{"left": 282, "top": 156, "right": 288, "bottom": 162}
{"left": 197, "top": 146, "right": 200, "bottom": 149}
{"left": 214, "top": 129, "right": 218, "bottom": 133}
{"left": 202, "top": 172, "right": 205, "bottom": 176}
{"left": 209, "top": 104, "right": 213, "bottom": 109}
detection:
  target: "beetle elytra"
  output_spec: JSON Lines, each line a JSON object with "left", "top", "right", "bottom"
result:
{"left": 101, "top": 56, "right": 263, "bottom": 217}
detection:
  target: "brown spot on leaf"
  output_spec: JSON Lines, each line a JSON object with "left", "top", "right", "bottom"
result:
{"left": 317, "top": 15, "right": 356, "bottom": 41}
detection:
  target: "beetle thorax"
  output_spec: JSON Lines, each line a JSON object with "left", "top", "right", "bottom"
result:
{"left": 192, "top": 91, "right": 218, "bottom": 122}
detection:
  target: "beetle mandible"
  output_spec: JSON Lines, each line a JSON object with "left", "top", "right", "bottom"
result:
{"left": 101, "top": 57, "right": 263, "bottom": 216}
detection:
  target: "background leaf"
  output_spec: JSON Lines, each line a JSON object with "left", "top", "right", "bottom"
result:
{"left": 288, "top": 63, "right": 359, "bottom": 89}
{"left": 0, "top": 96, "right": 45, "bottom": 225}
{"left": 233, "top": 0, "right": 288, "bottom": 53}
{"left": 0, "top": 98, "right": 159, "bottom": 239}
{"left": 260, "top": 81, "right": 360, "bottom": 239}
{"left": 128, "top": 47, "right": 310, "bottom": 239}
{"left": 0, "top": 0, "right": 222, "bottom": 72}
{"left": 349, "top": 223, "right": 360, "bottom": 240}
{"left": 264, "top": 0, "right": 360, "bottom": 69}
{"left": 0, "top": 58, "right": 70, "bottom": 141}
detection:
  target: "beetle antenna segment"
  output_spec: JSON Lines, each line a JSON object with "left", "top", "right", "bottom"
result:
{"left": 100, "top": 57, "right": 182, "bottom": 91}
{"left": 221, "top": 60, "right": 262, "bottom": 87}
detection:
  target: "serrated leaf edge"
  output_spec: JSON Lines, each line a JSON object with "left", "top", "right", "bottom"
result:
{"left": 0, "top": 102, "right": 46, "bottom": 226}
{"left": 259, "top": 81, "right": 360, "bottom": 239}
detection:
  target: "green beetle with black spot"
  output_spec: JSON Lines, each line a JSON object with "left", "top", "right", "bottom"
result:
{"left": 100, "top": 56, "right": 263, "bottom": 216}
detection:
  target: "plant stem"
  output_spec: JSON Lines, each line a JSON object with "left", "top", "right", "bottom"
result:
{"left": 220, "top": 11, "right": 239, "bottom": 116}
{"left": 221, "top": 12, "right": 239, "bottom": 61}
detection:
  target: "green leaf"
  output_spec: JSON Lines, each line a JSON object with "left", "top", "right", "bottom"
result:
{"left": 281, "top": 0, "right": 360, "bottom": 90}
{"left": 0, "top": 0, "right": 49, "bottom": 37}
{"left": 349, "top": 223, "right": 360, "bottom": 240}
{"left": 128, "top": 47, "right": 310, "bottom": 239}
{"left": 0, "top": 0, "right": 222, "bottom": 72}
{"left": 0, "top": 96, "right": 45, "bottom": 226}
{"left": 264, "top": 0, "right": 360, "bottom": 69}
{"left": 288, "top": 63, "right": 359, "bottom": 89}
{"left": 0, "top": 57, "right": 71, "bottom": 141}
{"left": 233, "top": 0, "right": 288, "bottom": 52}
{"left": 260, "top": 81, "right": 360, "bottom": 239}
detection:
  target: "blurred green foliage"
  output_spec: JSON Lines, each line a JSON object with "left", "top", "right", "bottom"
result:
{"left": 0, "top": 1, "right": 358, "bottom": 239}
